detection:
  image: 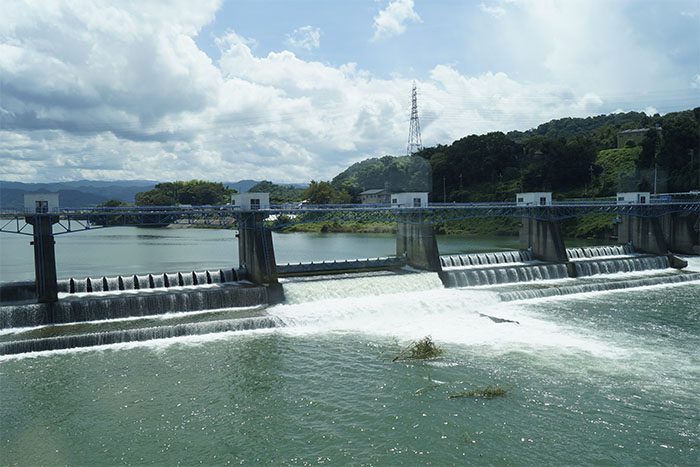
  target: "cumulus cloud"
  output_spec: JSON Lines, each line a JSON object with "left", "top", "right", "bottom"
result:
{"left": 372, "top": 0, "right": 421, "bottom": 41}
{"left": 285, "top": 26, "right": 321, "bottom": 51}
{"left": 0, "top": 0, "right": 690, "bottom": 183}
{"left": 479, "top": 2, "right": 508, "bottom": 18}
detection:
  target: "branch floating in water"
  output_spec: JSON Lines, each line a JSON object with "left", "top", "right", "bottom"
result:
{"left": 393, "top": 336, "right": 443, "bottom": 362}
{"left": 448, "top": 386, "right": 508, "bottom": 399}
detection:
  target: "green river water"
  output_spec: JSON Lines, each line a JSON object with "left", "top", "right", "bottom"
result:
{"left": 0, "top": 228, "right": 698, "bottom": 465}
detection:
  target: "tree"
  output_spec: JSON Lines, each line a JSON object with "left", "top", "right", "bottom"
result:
{"left": 304, "top": 181, "right": 351, "bottom": 204}
{"left": 135, "top": 180, "right": 234, "bottom": 206}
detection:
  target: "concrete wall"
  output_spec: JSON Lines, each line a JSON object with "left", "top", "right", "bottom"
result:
{"left": 618, "top": 216, "right": 668, "bottom": 255}
{"left": 519, "top": 218, "right": 568, "bottom": 263}
{"left": 237, "top": 213, "right": 284, "bottom": 302}
{"left": 396, "top": 213, "right": 442, "bottom": 271}
{"left": 660, "top": 213, "right": 700, "bottom": 255}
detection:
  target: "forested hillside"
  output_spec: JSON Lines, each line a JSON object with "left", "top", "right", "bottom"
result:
{"left": 326, "top": 108, "right": 699, "bottom": 203}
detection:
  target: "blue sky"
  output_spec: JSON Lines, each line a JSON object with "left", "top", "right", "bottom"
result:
{"left": 1, "top": 0, "right": 699, "bottom": 183}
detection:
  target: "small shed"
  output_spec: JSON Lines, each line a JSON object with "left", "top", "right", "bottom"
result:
{"left": 391, "top": 192, "right": 429, "bottom": 208}
{"left": 516, "top": 192, "right": 552, "bottom": 206}
{"left": 24, "top": 193, "right": 59, "bottom": 213}
{"left": 616, "top": 192, "right": 650, "bottom": 204}
{"left": 231, "top": 193, "right": 270, "bottom": 210}
{"left": 359, "top": 189, "right": 390, "bottom": 205}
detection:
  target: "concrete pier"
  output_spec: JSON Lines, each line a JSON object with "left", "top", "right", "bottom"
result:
{"left": 519, "top": 216, "right": 568, "bottom": 263}
{"left": 237, "top": 213, "right": 284, "bottom": 303}
{"left": 396, "top": 212, "right": 442, "bottom": 272}
{"left": 660, "top": 213, "right": 700, "bottom": 255}
{"left": 618, "top": 216, "right": 669, "bottom": 256}
{"left": 25, "top": 215, "right": 60, "bottom": 305}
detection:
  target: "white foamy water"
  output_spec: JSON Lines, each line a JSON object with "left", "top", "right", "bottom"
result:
{"left": 272, "top": 275, "right": 619, "bottom": 358}
{"left": 681, "top": 255, "right": 700, "bottom": 272}
{"left": 281, "top": 271, "right": 444, "bottom": 304}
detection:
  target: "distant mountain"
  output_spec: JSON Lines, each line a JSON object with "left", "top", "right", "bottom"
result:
{"left": 0, "top": 180, "right": 157, "bottom": 206}
{"left": 0, "top": 179, "right": 309, "bottom": 208}
{"left": 224, "top": 180, "right": 260, "bottom": 193}
{"left": 0, "top": 180, "right": 156, "bottom": 209}
{"left": 0, "top": 187, "right": 110, "bottom": 209}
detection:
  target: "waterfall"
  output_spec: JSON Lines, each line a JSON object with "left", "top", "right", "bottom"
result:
{"left": 499, "top": 272, "right": 700, "bottom": 302}
{"left": 439, "top": 250, "right": 533, "bottom": 268}
{"left": 282, "top": 272, "right": 443, "bottom": 305}
{"left": 0, "top": 316, "right": 281, "bottom": 356}
{"left": 566, "top": 244, "right": 634, "bottom": 259}
{"left": 574, "top": 256, "right": 670, "bottom": 277}
{"left": 0, "top": 284, "right": 268, "bottom": 329}
{"left": 56, "top": 268, "right": 242, "bottom": 295}
{"left": 443, "top": 264, "right": 569, "bottom": 287}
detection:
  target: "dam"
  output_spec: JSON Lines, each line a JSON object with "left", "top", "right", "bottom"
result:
{"left": 0, "top": 193, "right": 698, "bottom": 355}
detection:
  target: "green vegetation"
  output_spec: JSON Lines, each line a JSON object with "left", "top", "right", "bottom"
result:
{"left": 249, "top": 180, "right": 304, "bottom": 204}
{"left": 594, "top": 147, "right": 641, "bottom": 194}
{"left": 123, "top": 108, "right": 698, "bottom": 238}
{"left": 135, "top": 180, "right": 234, "bottom": 206}
{"left": 98, "top": 199, "right": 130, "bottom": 208}
{"left": 393, "top": 336, "right": 443, "bottom": 361}
{"left": 303, "top": 180, "right": 352, "bottom": 204}
{"left": 448, "top": 386, "right": 508, "bottom": 399}
{"left": 436, "top": 218, "right": 521, "bottom": 236}
{"left": 277, "top": 220, "right": 395, "bottom": 234}
{"left": 331, "top": 155, "right": 431, "bottom": 200}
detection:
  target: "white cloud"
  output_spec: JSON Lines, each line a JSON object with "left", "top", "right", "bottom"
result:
{"left": 691, "top": 74, "right": 700, "bottom": 89}
{"left": 479, "top": 2, "right": 507, "bottom": 18}
{"left": 372, "top": 0, "right": 421, "bottom": 41}
{"left": 0, "top": 0, "right": 691, "bottom": 184}
{"left": 285, "top": 26, "right": 321, "bottom": 51}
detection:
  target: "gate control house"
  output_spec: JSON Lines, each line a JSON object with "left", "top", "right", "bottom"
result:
{"left": 24, "top": 193, "right": 59, "bottom": 213}
{"left": 391, "top": 192, "right": 429, "bottom": 208}
{"left": 231, "top": 193, "right": 270, "bottom": 210}
{"left": 516, "top": 192, "right": 552, "bottom": 206}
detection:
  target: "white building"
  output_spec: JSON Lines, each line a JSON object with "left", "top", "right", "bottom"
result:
{"left": 391, "top": 192, "right": 429, "bottom": 208}
{"left": 616, "top": 192, "right": 650, "bottom": 204}
{"left": 516, "top": 192, "right": 552, "bottom": 206}
{"left": 24, "top": 193, "right": 59, "bottom": 213}
{"left": 231, "top": 193, "right": 270, "bottom": 210}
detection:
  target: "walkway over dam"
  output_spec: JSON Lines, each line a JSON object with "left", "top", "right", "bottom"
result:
{"left": 1, "top": 198, "right": 698, "bottom": 315}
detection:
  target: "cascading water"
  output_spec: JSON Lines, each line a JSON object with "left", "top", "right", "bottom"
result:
{"left": 282, "top": 271, "right": 444, "bottom": 304}
{"left": 498, "top": 271, "right": 700, "bottom": 301}
{"left": 0, "top": 315, "right": 280, "bottom": 356}
{"left": 0, "top": 284, "right": 269, "bottom": 329}
{"left": 566, "top": 244, "right": 634, "bottom": 259}
{"left": 440, "top": 250, "right": 533, "bottom": 268}
{"left": 574, "top": 255, "right": 671, "bottom": 277}
{"left": 439, "top": 249, "right": 568, "bottom": 287}
{"left": 443, "top": 263, "right": 569, "bottom": 287}
{"left": 58, "top": 268, "right": 240, "bottom": 294}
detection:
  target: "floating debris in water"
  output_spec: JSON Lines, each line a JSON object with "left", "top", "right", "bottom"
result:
{"left": 393, "top": 336, "right": 443, "bottom": 361}
{"left": 478, "top": 313, "right": 519, "bottom": 324}
{"left": 448, "top": 386, "right": 508, "bottom": 399}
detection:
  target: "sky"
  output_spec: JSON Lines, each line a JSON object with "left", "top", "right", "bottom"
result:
{"left": 1, "top": 0, "right": 699, "bottom": 183}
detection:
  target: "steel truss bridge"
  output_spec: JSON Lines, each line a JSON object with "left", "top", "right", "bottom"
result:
{"left": 1, "top": 201, "right": 699, "bottom": 236}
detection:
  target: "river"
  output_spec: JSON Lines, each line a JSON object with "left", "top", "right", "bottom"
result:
{"left": 0, "top": 227, "right": 698, "bottom": 465}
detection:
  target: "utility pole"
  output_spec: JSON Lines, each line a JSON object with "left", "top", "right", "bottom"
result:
{"left": 407, "top": 81, "right": 423, "bottom": 156}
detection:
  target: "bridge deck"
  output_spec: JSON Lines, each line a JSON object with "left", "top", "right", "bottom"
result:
{"left": 1, "top": 200, "right": 698, "bottom": 235}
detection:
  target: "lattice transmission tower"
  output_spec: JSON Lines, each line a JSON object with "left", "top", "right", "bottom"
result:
{"left": 406, "top": 81, "right": 423, "bottom": 156}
